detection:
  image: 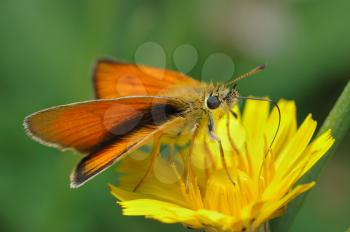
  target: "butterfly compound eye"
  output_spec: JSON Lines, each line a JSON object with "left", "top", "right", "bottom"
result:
{"left": 207, "top": 96, "right": 221, "bottom": 109}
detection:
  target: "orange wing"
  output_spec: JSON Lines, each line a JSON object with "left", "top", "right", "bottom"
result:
{"left": 24, "top": 97, "right": 186, "bottom": 187}
{"left": 24, "top": 97, "right": 185, "bottom": 154}
{"left": 93, "top": 59, "right": 200, "bottom": 99}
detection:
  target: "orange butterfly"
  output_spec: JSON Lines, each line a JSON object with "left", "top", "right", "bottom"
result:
{"left": 24, "top": 59, "right": 271, "bottom": 189}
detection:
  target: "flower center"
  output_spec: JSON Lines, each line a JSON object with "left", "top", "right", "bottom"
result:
{"left": 204, "top": 169, "right": 239, "bottom": 217}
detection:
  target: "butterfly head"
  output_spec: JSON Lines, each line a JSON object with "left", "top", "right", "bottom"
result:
{"left": 204, "top": 64, "right": 266, "bottom": 111}
{"left": 205, "top": 84, "right": 239, "bottom": 111}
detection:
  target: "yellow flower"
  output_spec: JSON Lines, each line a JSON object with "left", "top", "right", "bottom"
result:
{"left": 110, "top": 99, "right": 334, "bottom": 232}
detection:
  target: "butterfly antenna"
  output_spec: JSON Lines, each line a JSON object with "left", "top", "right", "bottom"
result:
{"left": 226, "top": 64, "right": 266, "bottom": 86}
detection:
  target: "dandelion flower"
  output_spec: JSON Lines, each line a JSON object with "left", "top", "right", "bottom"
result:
{"left": 110, "top": 99, "right": 334, "bottom": 232}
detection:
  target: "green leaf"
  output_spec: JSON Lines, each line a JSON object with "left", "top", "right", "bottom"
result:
{"left": 270, "top": 80, "right": 350, "bottom": 232}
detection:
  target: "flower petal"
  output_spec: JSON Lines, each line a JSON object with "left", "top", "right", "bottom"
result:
{"left": 275, "top": 114, "right": 317, "bottom": 178}
{"left": 115, "top": 151, "right": 205, "bottom": 210}
{"left": 254, "top": 182, "right": 315, "bottom": 228}
{"left": 118, "top": 199, "right": 203, "bottom": 228}
{"left": 300, "top": 129, "right": 335, "bottom": 176}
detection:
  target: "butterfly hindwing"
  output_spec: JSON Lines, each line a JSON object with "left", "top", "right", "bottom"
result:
{"left": 70, "top": 117, "right": 183, "bottom": 188}
{"left": 93, "top": 59, "right": 200, "bottom": 99}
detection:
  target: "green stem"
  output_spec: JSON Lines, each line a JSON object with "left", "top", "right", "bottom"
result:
{"left": 270, "top": 80, "right": 350, "bottom": 231}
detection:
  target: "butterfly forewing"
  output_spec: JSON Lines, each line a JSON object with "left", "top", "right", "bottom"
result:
{"left": 24, "top": 97, "right": 186, "bottom": 154}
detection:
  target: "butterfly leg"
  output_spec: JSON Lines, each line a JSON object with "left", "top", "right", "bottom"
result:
{"left": 185, "top": 123, "right": 200, "bottom": 193}
{"left": 133, "top": 135, "right": 162, "bottom": 192}
{"left": 208, "top": 112, "right": 236, "bottom": 186}
{"left": 167, "top": 143, "right": 175, "bottom": 163}
{"left": 226, "top": 112, "right": 240, "bottom": 154}
{"left": 230, "top": 110, "right": 238, "bottom": 119}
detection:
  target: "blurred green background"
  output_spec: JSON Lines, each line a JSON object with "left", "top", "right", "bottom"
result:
{"left": 0, "top": 0, "right": 349, "bottom": 232}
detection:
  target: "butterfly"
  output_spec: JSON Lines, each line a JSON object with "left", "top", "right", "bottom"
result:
{"left": 24, "top": 59, "right": 277, "bottom": 190}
